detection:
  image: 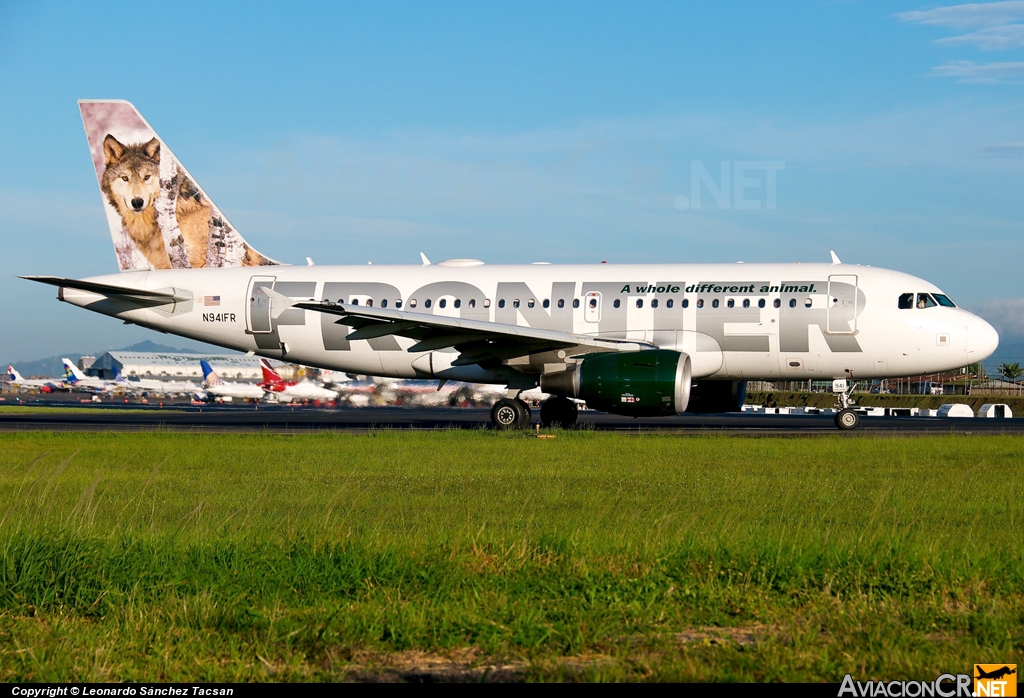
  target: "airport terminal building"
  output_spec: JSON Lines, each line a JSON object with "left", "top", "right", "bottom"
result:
{"left": 87, "top": 352, "right": 292, "bottom": 381}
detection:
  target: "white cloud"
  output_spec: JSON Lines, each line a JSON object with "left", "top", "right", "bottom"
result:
{"left": 980, "top": 141, "right": 1024, "bottom": 155}
{"left": 936, "top": 22, "right": 1024, "bottom": 48}
{"left": 970, "top": 298, "right": 1024, "bottom": 338}
{"left": 897, "top": 1, "right": 1024, "bottom": 29}
{"left": 930, "top": 59, "right": 1024, "bottom": 80}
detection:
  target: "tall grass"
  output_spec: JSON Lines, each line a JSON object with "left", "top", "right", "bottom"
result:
{"left": 0, "top": 432, "right": 1021, "bottom": 681}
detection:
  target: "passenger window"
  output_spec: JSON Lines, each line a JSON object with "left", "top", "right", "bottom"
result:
{"left": 409, "top": 299, "right": 417, "bottom": 308}
{"left": 396, "top": 300, "right": 403, "bottom": 308}
{"left": 467, "top": 299, "right": 474, "bottom": 308}
{"left": 743, "top": 299, "right": 750, "bottom": 308}
{"left": 366, "top": 299, "right": 373, "bottom": 307}
{"left": 758, "top": 299, "right": 765, "bottom": 308}
{"left": 804, "top": 298, "right": 812, "bottom": 308}
{"left": 483, "top": 299, "right": 491, "bottom": 308}
{"left": 513, "top": 299, "right": 520, "bottom": 308}
{"left": 589, "top": 298, "right": 597, "bottom": 309}
{"left": 498, "top": 299, "right": 505, "bottom": 308}
{"left": 573, "top": 299, "right": 580, "bottom": 309}
{"left": 613, "top": 299, "right": 621, "bottom": 308}
{"left": 352, "top": 299, "right": 360, "bottom": 305}
{"left": 917, "top": 293, "right": 937, "bottom": 309}
{"left": 527, "top": 299, "right": 535, "bottom": 308}
{"left": 543, "top": 299, "right": 550, "bottom": 308}
{"left": 636, "top": 299, "right": 643, "bottom": 308}
{"left": 727, "top": 299, "right": 735, "bottom": 308}
{"left": 651, "top": 299, "right": 658, "bottom": 308}
{"left": 425, "top": 299, "right": 432, "bottom": 308}
{"left": 667, "top": 299, "right": 674, "bottom": 308}
{"left": 933, "top": 294, "right": 956, "bottom": 308}
{"left": 682, "top": 299, "right": 689, "bottom": 308}
{"left": 438, "top": 299, "right": 446, "bottom": 308}
{"left": 712, "top": 299, "right": 719, "bottom": 308}
{"left": 789, "top": 299, "right": 796, "bottom": 308}
{"left": 898, "top": 293, "right": 914, "bottom": 309}
{"left": 774, "top": 298, "right": 781, "bottom": 308}
{"left": 557, "top": 299, "right": 564, "bottom": 308}
{"left": 381, "top": 299, "right": 388, "bottom": 308}
{"left": 696, "top": 299, "right": 704, "bottom": 308}
{"left": 454, "top": 299, "right": 461, "bottom": 309}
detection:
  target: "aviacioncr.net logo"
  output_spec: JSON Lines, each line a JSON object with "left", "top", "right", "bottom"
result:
{"left": 839, "top": 674, "right": 973, "bottom": 697}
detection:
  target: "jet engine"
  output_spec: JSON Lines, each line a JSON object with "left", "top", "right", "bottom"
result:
{"left": 686, "top": 380, "right": 747, "bottom": 414}
{"left": 540, "top": 350, "right": 691, "bottom": 417}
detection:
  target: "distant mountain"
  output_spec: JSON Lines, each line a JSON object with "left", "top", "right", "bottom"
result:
{"left": 5, "top": 340, "right": 204, "bottom": 379}
{"left": 118, "top": 340, "right": 201, "bottom": 354}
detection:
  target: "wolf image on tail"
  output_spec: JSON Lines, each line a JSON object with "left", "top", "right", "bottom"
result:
{"left": 100, "top": 134, "right": 169, "bottom": 269}
{"left": 81, "top": 100, "right": 279, "bottom": 271}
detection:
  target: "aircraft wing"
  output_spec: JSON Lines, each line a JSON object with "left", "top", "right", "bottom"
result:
{"left": 22, "top": 276, "right": 191, "bottom": 304}
{"left": 291, "top": 297, "right": 654, "bottom": 367}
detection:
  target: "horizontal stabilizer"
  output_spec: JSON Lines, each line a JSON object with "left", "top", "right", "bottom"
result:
{"left": 21, "top": 276, "right": 191, "bottom": 303}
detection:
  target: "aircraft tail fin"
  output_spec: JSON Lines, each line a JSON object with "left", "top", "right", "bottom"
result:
{"left": 78, "top": 100, "right": 281, "bottom": 272}
{"left": 7, "top": 366, "right": 24, "bottom": 382}
{"left": 61, "top": 358, "right": 85, "bottom": 383}
{"left": 200, "top": 360, "right": 223, "bottom": 387}
{"left": 259, "top": 358, "right": 283, "bottom": 383}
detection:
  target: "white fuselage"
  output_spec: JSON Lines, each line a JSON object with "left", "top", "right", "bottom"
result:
{"left": 57, "top": 262, "right": 999, "bottom": 385}
{"left": 267, "top": 381, "right": 339, "bottom": 403}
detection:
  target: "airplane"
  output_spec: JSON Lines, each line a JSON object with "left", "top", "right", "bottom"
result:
{"left": 6, "top": 366, "right": 63, "bottom": 392}
{"left": 199, "top": 360, "right": 264, "bottom": 401}
{"left": 975, "top": 666, "right": 1016, "bottom": 681}
{"left": 258, "top": 359, "right": 339, "bottom": 403}
{"left": 61, "top": 358, "right": 114, "bottom": 393}
{"left": 23, "top": 100, "right": 1001, "bottom": 430}
{"left": 111, "top": 366, "right": 198, "bottom": 396}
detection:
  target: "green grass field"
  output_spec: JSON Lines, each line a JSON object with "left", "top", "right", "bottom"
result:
{"left": 0, "top": 431, "right": 1021, "bottom": 682}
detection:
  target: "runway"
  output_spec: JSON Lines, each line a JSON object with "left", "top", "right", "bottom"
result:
{"left": 2, "top": 403, "right": 1023, "bottom": 434}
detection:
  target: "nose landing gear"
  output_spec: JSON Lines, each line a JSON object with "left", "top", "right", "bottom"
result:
{"left": 832, "top": 375, "right": 862, "bottom": 430}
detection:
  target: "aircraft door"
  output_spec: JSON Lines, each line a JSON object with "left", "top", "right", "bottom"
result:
{"left": 584, "top": 291, "right": 601, "bottom": 323}
{"left": 247, "top": 276, "right": 276, "bottom": 334}
{"left": 827, "top": 274, "right": 858, "bottom": 334}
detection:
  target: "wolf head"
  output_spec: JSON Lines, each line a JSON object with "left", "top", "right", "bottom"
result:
{"left": 100, "top": 135, "right": 161, "bottom": 216}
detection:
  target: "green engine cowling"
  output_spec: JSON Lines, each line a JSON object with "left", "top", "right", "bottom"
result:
{"left": 540, "top": 350, "right": 692, "bottom": 417}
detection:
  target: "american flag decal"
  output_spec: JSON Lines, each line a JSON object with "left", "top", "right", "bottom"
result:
{"left": 204, "top": 296, "right": 221, "bottom": 306}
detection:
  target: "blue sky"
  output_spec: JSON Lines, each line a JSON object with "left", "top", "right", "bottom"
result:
{"left": 1, "top": 1, "right": 1022, "bottom": 366}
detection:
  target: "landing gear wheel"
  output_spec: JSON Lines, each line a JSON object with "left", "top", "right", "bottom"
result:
{"left": 835, "top": 408, "right": 861, "bottom": 430}
{"left": 540, "top": 397, "right": 579, "bottom": 428}
{"left": 491, "top": 398, "right": 531, "bottom": 430}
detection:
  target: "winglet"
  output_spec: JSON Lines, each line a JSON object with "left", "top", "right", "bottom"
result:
{"left": 420, "top": 252, "right": 431, "bottom": 266}
{"left": 830, "top": 250, "right": 841, "bottom": 265}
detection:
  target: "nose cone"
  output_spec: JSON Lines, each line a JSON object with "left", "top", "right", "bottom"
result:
{"left": 967, "top": 316, "right": 999, "bottom": 363}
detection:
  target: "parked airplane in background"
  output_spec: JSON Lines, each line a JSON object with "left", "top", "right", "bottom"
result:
{"left": 111, "top": 367, "right": 198, "bottom": 397}
{"left": 199, "top": 360, "right": 264, "bottom": 401}
{"left": 61, "top": 359, "right": 115, "bottom": 393}
{"left": 6, "top": 366, "right": 63, "bottom": 392}
{"left": 24, "top": 100, "right": 1001, "bottom": 429}
{"left": 259, "top": 359, "right": 339, "bottom": 403}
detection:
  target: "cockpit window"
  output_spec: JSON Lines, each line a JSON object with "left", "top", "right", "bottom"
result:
{"left": 933, "top": 294, "right": 956, "bottom": 308}
{"left": 898, "top": 293, "right": 914, "bottom": 310}
{"left": 916, "top": 293, "right": 937, "bottom": 309}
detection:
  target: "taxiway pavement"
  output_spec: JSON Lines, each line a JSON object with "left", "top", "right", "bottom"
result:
{"left": 1, "top": 403, "right": 1022, "bottom": 434}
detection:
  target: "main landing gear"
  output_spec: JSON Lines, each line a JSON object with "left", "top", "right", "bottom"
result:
{"left": 539, "top": 396, "right": 578, "bottom": 428}
{"left": 490, "top": 398, "right": 531, "bottom": 430}
{"left": 490, "top": 396, "right": 580, "bottom": 430}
